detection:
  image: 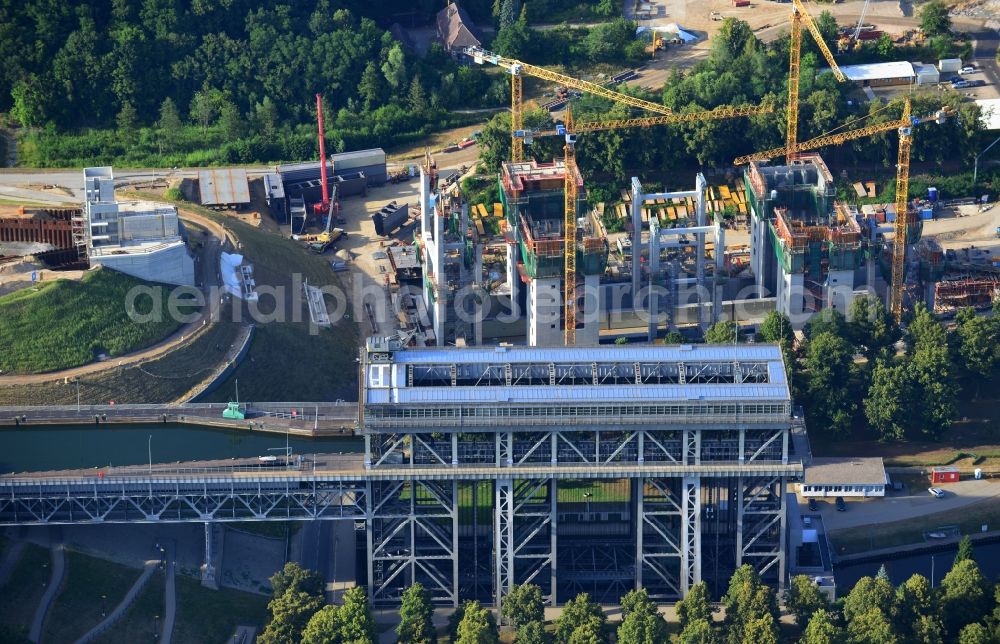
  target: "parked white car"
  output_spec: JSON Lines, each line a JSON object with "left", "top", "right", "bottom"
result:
{"left": 960, "top": 65, "right": 976, "bottom": 74}
{"left": 928, "top": 487, "right": 946, "bottom": 498}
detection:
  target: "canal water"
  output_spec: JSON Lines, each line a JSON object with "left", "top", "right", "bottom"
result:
{"left": 0, "top": 423, "right": 363, "bottom": 474}
{"left": 834, "top": 538, "right": 1000, "bottom": 590}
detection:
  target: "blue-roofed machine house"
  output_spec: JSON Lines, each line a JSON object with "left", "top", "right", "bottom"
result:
{"left": 358, "top": 335, "right": 800, "bottom": 609}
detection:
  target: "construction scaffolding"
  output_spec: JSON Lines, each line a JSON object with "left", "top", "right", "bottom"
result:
{"left": 934, "top": 274, "right": 1000, "bottom": 314}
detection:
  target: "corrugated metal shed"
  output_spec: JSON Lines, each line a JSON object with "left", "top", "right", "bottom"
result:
{"left": 199, "top": 168, "right": 250, "bottom": 206}
{"left": 820, "top": 61, "right": 914, "bottom": 82}
{"left": 331, "top": 148, "right": 386, "bottom": 171}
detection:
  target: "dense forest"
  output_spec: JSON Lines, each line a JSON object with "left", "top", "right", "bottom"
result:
{"left": 0, "top": 0, "right": 519, "bottom": 166}
{"left": 478, "top": 16, "right": 987, "bottom": 197}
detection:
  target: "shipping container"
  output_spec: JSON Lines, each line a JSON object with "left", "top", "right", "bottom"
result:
{"left": 938, "top": 58, "right": 962, "bottom": 73}
{"left": 930, "top": 467, "right": 960, "bottom": 484}
{"left": 372, "top": 202, "right": 409, "bottom": 236}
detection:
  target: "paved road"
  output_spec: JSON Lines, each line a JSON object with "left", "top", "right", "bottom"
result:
{"left": 816, "top": 478, "right": 1000, "bottom": 532}
{"left": 29, "top": 543, "right": 65, "bottom": 643}
{"left": 162, "top": 542, "right": 176, "bottom": 644}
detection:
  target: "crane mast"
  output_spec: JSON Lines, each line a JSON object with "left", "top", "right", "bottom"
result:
{"left": 890, "top": 99, "right": 913, "bottom": 322}
{"left": 786, "top": 0, "right": 846, "bottom": 161}
{"left": 315, "top": 93, "right": 330, "bottom": 216}
{"left": 563, "top": 107, "right": 578, "bottom": 345}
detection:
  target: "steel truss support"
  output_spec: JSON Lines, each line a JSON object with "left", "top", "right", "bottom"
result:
{"left": 736, "top": 475, "right": 786, "bottom": 589}
{"left": 681, "top": 477, "right": 701, "bottom": 593}
{"left": 368, "top": 479, "right": 459, "bottom": 606}
{"left": 495, "top": 477, "right": 557, "bottom": 612}
{"left": 0, "top": 479, "right": 367, "bottom": 525}
{"left": 636, "top": 477, "right": 683, "bottom": 600}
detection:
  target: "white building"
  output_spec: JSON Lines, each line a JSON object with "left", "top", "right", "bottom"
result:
{"left": 84, "top": 167, "right": 195, "bottom": 286}
{"left": 799, "top": 457, "right": 887, "bottom": 498}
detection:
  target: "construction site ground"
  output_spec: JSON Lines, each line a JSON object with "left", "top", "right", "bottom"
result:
{"left": 921, "top": 203, "right": 1000, "bottom": 254}
{"left": 623, "top": 0, "right": 997, "bottom": 94}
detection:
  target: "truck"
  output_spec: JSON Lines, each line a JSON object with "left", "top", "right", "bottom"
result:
{"left": 938, "top": 58, "right": 962, "bottom": 73}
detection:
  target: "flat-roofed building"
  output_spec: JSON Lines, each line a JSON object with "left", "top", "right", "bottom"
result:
{"left": 799, "top": 457, "right": 887, "bottom": 497}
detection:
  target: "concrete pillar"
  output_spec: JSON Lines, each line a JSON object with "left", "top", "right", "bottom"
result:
{"left": 527, "top": 277, "right": 562, "bottom": 346}
{"left": 694, "top": 174, "right": 708, "bottom": 330}
{"left": 550, "top": 478, "right": 558, "bottom": 605}
{"left": 647, "top": 218, "right": 661, "bottom": 342}
{"left": 200, "top": 522, "right": 217, "bottom": 589}
{"left": 579, "top": 274, "right": 601, "bottom": 345}
{"left": 714, "top": 221, "right": 725, "bottom": 324}
{"left": 631, "top": 177, "right": 643, "bottom": 303}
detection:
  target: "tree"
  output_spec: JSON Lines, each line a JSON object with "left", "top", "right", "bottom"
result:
{"left": 864, "top": 358, "right": 915, "bottom": 441}
{"left": 218, "top": 98, "right": 243, "bottom": 140}
{"left": 664, "top": 331, "right": 685, "bottom": 344}
{"left": 567, "top": 617, "right": 605, "bottom": 644}
{"left": 516, "top": 621, "right": 551, "bottom": 644}
{"left": 382, "top": 43, "right": 407, "bottom": 90}
{"left": 957, "top": 312, "right": 999, "bottom": 387}
{"left": 677, "top": 618, "right": 719, "bottom": 644}
{"left": 804, "top": 309, "right": 848, "bottom": 340}
{"left": 912, "top": 615, "right": 945, "bottom": 644}
{"left": 722, "top": 565, "right": 778, "bottom": 644}
{"left": 493, "top": 18, "right": 531, "bottom": 58}
{"left": 502, "top": 583, "right": 544, "bottom": 629}
{"left": 270, "top": 563, "right": 324, "bottom": 598}
{"left": 895, "top": 574, "right": 936, "bottom": 639}
{"left": 398, "top": 583, "right": 435, "bottom": 644}
{"left": 786, "top": 575, "right": 829, "bottom": 626}
{"left": 158, "top": 97, "right": 182, "bottom": 130}
{"left": 259, "top": 590, "right": 325, "bottom": 644}
{"left": 455, "top": 600, "right": 499, "bottom": 644}
{"left": 743, "top": 613, "right": 778, "bottom": 644}
{"left": 759, "top": 311, "right": 794, "bottom": 348}
{"left": 555, "top": 593, "right": 606, "bottom": 644}
{"left": 802, "top": 332, "right": 857, "bottom": 436}
{"left": 408, "top": 75, "right": 428, "bottom": 114}
{"left": 801, "top": 609, "right": 845, "bottom": 644}
{"left": 940, "top": 559, "right": 991, "bottom": 636}
{"left": 876, "top": 33, "right": 895, "bottom": 58}
{"left": 10, "top": 75, "right": 55, "bottom": 128}
{"left": 704, "top": 320, "right": 741, "bottom": 344}
{"left": 301, "top": 605, "right": 339, "bottom": 644}
{"left": 337, "top": 586, "right": 376, "bottom": 644}
{"left": 116, "top": 100, "right": 138, "bottom": 138}
{"left": 616, "top": 610, "right": 667, "bottom": 644}
{"left": 190, "top": 88, "right": 218, "bottom": 133}
{"left": 614, "top": 336, "right": 629, "bottom": 345}
{"left": 848, "top": 295, "right": 896, "bottom": 362}
{"left": 958, "top": 623, "right": 991, "bottom": 644}
{"left": 842, "top": 576, "right": 895, "bottom": 624}
{"left": 955, "top": 535, "right": 975, "bottom": 566}
{"left": 846, "top": 608, "right": 898, "bottom": 644}
{"left": 676, "top": 582, "right": 712, "bottom": 629}
{"left": 919, "top": 1, "right": 951, "bottom": 36}
{"left": 254, "top": 96, "right": 278, "bottom": 138}
{"left": 358, "top": 62, "right": 385, "bottom": 111}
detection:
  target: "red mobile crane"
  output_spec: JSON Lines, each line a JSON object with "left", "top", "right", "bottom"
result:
{"left": 313, "top": 93, "right": 338, "bottom": 219}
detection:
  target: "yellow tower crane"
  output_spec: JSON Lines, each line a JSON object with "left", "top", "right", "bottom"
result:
{"left": 467, "top": 46, "right": 679, "bottom": 163}
{"left": 787, "top": 0, "right": 847, "bottom": 161}
{"left": 734, "top": 98, "right": 954, "bottom": 322}
{"left": 467, "top": 45, "right": 772, "bottom": 344}
{"left": 563, "top": 107, "right": 579, "bottom": 344}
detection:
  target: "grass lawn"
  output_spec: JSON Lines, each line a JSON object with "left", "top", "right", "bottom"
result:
{"left": 0, "top": 315, "right": 243, "bottom": 405}
{"left": 0, "top": 543, "right": 51, "bottom": 637}
{"left": 0, "top": 267, "right": 196, "bottom": 374}
{"left": 42, "top": 551, "right": 143, "bottom": 643}
{"left": 829, "top": 499, "right": 1000, "bottom": 556}
{"left": 92, "top": 571, "right": 165, "bottom": 644}
{"left": 128, "top": 193, "right": 361, "bottom": 403}
{"left": 172, "top": 575, "right": 269, "bottom": 643}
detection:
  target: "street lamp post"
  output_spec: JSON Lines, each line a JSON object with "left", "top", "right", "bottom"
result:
{"left": 973, "top": 133, "right": 1000, "bottom": 187}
